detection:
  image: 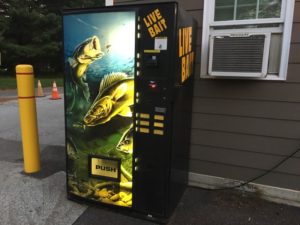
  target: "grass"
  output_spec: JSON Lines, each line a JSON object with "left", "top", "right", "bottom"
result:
{"left": 0, "top": 76, "right": 63, "bottom": 90}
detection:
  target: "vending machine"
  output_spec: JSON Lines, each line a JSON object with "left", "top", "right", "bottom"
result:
{"left": 63, "top": 2, "right": 196, "bottom": 221}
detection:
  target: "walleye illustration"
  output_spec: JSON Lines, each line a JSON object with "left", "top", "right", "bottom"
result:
{"left": 84, "top": 72, "right": 134, "bottom": 126}
{"left": 116, "top": 125, "right": 133, "bottom": 154}
{"left": 68, "top": 36, "right": 104, "bottom": 102}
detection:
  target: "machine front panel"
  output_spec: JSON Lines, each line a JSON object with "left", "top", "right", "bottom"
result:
{"left": 64, "top": 10, "right": 136, "bottom": 208}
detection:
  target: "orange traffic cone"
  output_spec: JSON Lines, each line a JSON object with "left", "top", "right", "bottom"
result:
{"left": 50, "top": 81, "right": 61, "bottom": 100}
{"left": 36, "top": 80, "right": 45, "bottom": 97}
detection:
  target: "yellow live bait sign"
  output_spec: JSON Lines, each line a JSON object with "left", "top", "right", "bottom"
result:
{"left": 178, "top": 26, "right": 195, "bottom": 83}
{"left": 143, "top": 9, "right": 167, "bottom": 38}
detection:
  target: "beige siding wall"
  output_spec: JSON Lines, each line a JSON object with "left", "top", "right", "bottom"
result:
{"left": 115, "top": 0, "right": 300, "bottom": 190}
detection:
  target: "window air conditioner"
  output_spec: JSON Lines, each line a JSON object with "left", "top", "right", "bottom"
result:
{"left": 208, "top": 32, "right": 271, "bottom": 78}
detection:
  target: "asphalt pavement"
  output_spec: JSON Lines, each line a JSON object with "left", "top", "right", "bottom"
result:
{"left": 1, "top": 89, "right": 300, "bottom": 225}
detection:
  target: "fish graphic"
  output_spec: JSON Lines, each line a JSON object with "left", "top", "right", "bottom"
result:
{"left": 116, "top": 125, "right": 133, "bottom": 154}
{"left": 68, "top": 36, "right": 104, "bottom": 102}
{"left": 67, "top": 136, "right": 78, "bottom": 160}
{"left": 105, "top": 44, "right": 111, "bottom": 53}
{"left": 84, "top": 72, "right": 134, "bottom": 126}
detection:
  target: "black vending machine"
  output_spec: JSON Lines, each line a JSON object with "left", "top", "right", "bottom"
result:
{"left": 63, "top": 2, "right": 196, "bottom": 222}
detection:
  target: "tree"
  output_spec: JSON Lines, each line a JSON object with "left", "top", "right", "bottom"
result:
{"left": 0, "top": 0, "right": 105, "bottom": 73}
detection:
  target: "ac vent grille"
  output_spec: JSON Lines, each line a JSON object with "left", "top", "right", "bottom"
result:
{"left": 212, "top": 35, "right": 265, "bottom": 73}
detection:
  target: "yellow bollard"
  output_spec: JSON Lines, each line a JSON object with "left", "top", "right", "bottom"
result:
{"left": 16, "top": 64, "right": 40, "bottom": 173}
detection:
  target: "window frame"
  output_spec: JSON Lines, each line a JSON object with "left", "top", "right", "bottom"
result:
{"left": 200, "top": 0, "right": 295, "bottom": 80}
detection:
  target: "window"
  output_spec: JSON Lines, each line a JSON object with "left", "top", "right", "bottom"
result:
{"left": 215, "top": 0, "right": 282, "bottom": 21}
{"left": 201, "top": 0, "right": 295, "bottom": 80}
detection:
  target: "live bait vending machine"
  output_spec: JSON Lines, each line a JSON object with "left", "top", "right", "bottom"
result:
{"left": 63, "top": 2, "right": 196, "bottom": 221}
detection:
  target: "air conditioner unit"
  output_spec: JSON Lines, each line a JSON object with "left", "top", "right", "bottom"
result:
{"left": 208, "top": 32, "right": 271, "bottom": 78}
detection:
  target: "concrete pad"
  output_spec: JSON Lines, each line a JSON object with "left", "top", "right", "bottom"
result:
{"left": 0, "top": 161, "right": 86, "bottom": 225}
{"left": 73, "top": 207, "right": 156, "bottom": 225}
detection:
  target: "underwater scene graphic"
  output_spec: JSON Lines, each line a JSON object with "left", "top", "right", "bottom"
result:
{"left": 64, "top": 11, "right": 135, "bottom": 207}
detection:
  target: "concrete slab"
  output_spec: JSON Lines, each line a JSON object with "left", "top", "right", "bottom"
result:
{"left": 0, "top": 161, "right": 86, "bottom": 225}
{"left": 73, "top": 207, "right": 156, "bottom": 225}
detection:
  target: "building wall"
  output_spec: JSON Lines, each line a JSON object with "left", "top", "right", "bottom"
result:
{"left": 115, "top": 0, "right": 300, "bottom": 190}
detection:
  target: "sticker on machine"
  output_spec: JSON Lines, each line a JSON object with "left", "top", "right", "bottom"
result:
{"left": 89, "top": 155, "right": 121, "bottom": 182}
{"left": 154, "top": 37, "right": 168, "bottom": 50}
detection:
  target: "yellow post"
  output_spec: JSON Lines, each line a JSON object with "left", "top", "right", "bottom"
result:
{"left": 16, "top": 64, "right": 40, "bottom": 173}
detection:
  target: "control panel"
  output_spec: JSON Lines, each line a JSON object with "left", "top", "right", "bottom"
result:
{"left": 132, "top": 5, "right": 176, "bottom": 215}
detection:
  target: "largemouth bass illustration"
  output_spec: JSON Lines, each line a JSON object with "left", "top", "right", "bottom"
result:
{"left": 84, "top": 72, "right": 134, "bottom": 126}
{"left": 67, "top": 36, "right": 104, "bottom": 108}
{"left": 116, "top": 125, "right": 133, "bottom": 154}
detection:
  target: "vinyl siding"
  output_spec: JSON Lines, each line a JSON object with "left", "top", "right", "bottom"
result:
{"left": 115, "top": 0, "right": 300, "bottom": 191}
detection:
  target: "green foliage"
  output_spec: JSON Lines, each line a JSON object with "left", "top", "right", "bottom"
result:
{"left": 0, "top": 0, "right": 105, "bottom": 73}
{"left": 0, "top": 76, "right": 63, "bottom": 89}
